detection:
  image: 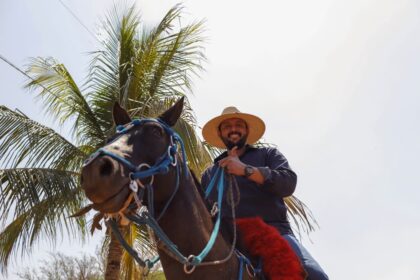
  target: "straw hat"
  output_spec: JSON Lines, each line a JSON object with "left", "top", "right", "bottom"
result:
{"left": 202, "top": 106, "right": 265, "bottom": 148}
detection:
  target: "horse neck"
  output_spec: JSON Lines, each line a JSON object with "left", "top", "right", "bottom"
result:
{"left": 156, "top": 173, "right": 227, "bottom": 257}
{"left": 155, "top": 171, "right": 238, "bottom": 279}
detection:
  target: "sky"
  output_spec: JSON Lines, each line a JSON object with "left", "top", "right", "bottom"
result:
{"left": 1, "top": 0, "right": 420, "bottom": 279}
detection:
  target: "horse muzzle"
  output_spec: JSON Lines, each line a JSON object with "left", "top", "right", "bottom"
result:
{"left": 81, "top": 155, "right": 131, "bottom": 213}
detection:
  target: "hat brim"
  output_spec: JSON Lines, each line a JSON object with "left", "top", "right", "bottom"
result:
{"left": 202, "top": 112, "right": 265, "bottom": 149}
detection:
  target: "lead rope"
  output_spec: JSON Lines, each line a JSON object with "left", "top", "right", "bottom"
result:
{"left": 124, "top": 167, "right": 226, "bottom": 274}
{"left": 158, "top": 175, "right": 241, "bottom": 279}
{"left": 152, "top": 172, "right": 238, "bottom": 272}
{"left": 192, "top": 173, "right": 256, "bottom": 279}
{"left": 198, "top": 173, "right": 238, "bottom": 267}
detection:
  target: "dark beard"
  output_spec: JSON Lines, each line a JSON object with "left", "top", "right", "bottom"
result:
{"left": 222, "top": 134, "right": 247, "bottom": 150}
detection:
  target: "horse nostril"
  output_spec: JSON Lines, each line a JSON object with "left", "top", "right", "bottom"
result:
{"left": 99, "top": 158, "right": 114, "bottom": 177}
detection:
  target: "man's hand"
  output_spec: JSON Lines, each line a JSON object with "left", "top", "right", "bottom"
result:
{"left": 219, "top": 146, "right": 265, "bottom": 185}
{"left": 218, "top": 146, "right": 246, "bottom": 176}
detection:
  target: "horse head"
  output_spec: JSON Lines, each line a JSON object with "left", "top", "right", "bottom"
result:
{"left": 80, "top": 97, "right": 185, "bottom": 220}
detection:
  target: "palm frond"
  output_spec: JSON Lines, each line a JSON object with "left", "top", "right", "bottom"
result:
{"left": 116, "top": 5, "right": 140, "bottom": 105}
{"left": 0, "top": 168, "right": 86, "bottom": 271}
{"left": 126, "top": 4, "right": 185, "bottom": 108}
{"left": 87, "top": 4, "right": 206, "bottom": 139}
{"left": 0, "top": 168, "right": 82, "bottom": 226}
{"left": 146, "top": 19, "right": 206, "bottom": 98}
{"left": 0, "top": 106, "right": 86, "bottom": 170}
{"left": 24, "top": 57, "right": 105, "bottom": 146}
{"left": 131, "top": 5, "right": 206, "bottom": 108}
{"left": 87, "top": 4, "right": 141, "bottom": 137}
{"left": 286, "top": 196, "right": 318, "bottom": 238}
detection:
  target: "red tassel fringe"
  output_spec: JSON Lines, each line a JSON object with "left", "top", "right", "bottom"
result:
{"left": 236, "top": 217, "right": 305, "bottom": 280}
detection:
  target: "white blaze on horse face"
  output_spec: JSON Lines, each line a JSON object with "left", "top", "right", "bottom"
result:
{"left": 105, "top": 133, "right": 134, "bottom": 159}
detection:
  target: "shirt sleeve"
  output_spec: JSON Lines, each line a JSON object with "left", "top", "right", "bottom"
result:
{"left": 257, "top": 148, "right": 297, "bottom": 197}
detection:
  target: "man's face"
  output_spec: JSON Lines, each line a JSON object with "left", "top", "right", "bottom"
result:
{"left": 218, "top": 118, "right": 249, "bottom": 150}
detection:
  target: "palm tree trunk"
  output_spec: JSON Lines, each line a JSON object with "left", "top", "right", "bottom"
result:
{"left": 105, "top": 224, "right": 128, "bottom": 280}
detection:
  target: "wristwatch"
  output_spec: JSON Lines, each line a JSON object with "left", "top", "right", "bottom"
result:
{"left": 244, "top": 165, "right": 254, "bottom": 178}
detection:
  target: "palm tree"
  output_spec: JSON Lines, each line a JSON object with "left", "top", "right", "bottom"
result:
{"left": 0, "top": 4, "right": 209, "bottom": 279}
{"left": 0, "top": 3, "right": 316, "bottom": 280}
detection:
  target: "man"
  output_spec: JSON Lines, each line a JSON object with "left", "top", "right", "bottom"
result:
{"left": 201, "top": 106, "right": 328, "bottom": 280}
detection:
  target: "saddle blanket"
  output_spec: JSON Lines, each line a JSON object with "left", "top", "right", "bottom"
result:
{"left": 236, "top": 217, "right": 306, "bottom": 280}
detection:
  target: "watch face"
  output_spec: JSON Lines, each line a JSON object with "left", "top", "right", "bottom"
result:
{"left": 245, "top": 166, "right": 253, "bottom": 177}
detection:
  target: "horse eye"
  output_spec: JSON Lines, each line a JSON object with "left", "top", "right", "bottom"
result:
{"left": 150, "top": 126, "right": 163, "bottom": 137}
{"left": 155, "top": 128, "right": 164, "bottom": 137}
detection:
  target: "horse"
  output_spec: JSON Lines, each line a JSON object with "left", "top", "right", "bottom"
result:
{"left": 80, "top": 97, "right": 257, "bottom": 280}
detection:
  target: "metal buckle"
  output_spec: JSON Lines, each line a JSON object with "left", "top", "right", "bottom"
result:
{"left": 129, "top": 179, "right": 139, "bottom": 193}
{"left": 128, "top": 180, "right": 143, "bottom": 208}
{"left": 130, "top": 164, "right": 155, "bottom": 187}
{"left": 210, "top": 202, "right": 219, "bottom": 217}
{"left": 246, "top": 263, "right": 257, "bottom": 278}
{"left": 183, "top": 255, "right": 197, "bottom": 274}
{"left": 167, "top": 146, "right": 177, "bottom": 166}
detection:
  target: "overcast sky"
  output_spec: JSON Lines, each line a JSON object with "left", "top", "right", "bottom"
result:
{"left": 1, "top": 0, "right": 420, "bottom": 279}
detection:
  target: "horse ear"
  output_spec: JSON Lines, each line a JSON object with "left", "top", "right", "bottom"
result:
{"left": 113, "top": 102, "right": 131, "bottom": 125}
{"left": 159, "top": 97, "right": 185, "bottom": 127}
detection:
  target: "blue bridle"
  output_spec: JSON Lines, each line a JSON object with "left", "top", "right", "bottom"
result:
{"left": 83, "top": 118, "right": 188, "bottom": 181}
{"left": 83, "top": 118, "right": 227, "bottom": 274}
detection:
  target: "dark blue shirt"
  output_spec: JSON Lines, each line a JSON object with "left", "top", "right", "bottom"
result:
{"left": 201, "top": 145, "right": 297, "bottom": 234}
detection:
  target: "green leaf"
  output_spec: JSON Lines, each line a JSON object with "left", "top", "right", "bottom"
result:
{"left": 0, "top": 106, "right": 86, "bottom": 170}
{"left": 0, "top": 168, "right": 86, "bottom": 270}
{"left": 23, "top": 58, "right": 105, "bottom": 146}
{"left": 285, "top": 195, "right": 319, "bottom": 237}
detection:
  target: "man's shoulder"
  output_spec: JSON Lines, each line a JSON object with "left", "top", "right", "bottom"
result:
{"left": 248, "top": 146, "right": 287, "bottom": 161}
{"left": 249, "top": 145, "right": 279, "bottom": 155}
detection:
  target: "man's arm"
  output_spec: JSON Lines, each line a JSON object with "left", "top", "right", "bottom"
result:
{"left": 256, "top": 148, "right": 297, "bottom": 197}
{"left": 219, "top": 147, "right": 297, "bottom": 197}
{"left": 218, "top": 147, "right": 265, "bottom": 184}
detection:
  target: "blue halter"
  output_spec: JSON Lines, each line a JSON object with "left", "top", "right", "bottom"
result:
{"left": 84, "top": 118, "right": 227, "bottom": 273}
{"left": 83, "top": 118, "right": 188, "bottom": 181}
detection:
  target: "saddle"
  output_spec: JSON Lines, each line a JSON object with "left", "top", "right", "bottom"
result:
{"left": 236, "top": 217, "right": 306, "bottom": 280}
